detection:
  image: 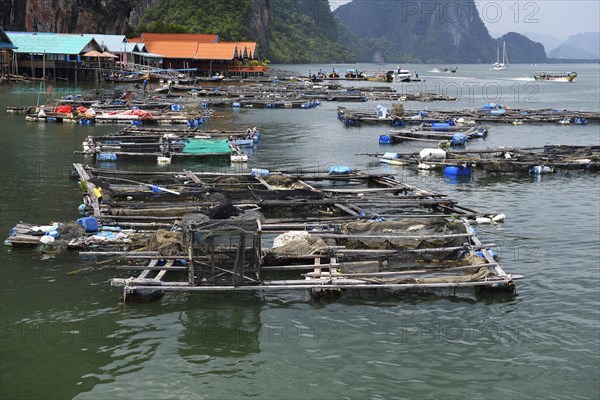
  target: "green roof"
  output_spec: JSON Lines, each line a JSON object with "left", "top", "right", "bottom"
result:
{"left": 6, "top": 32, "right": 101, "bottom": 55}
{"left": 183, "top": 139, "right": 232, "bottom": 155}
{"left": 0, "top": 29, "right": 17, "bottom": 49}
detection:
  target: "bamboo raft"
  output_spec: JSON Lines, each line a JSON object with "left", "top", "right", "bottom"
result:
{"left": 338, "top": 106, "right": 600, "bottom": 127}
{"left": 368, "top": 145, "right": 600, "bottom": 173}
{"left": 79, "top": 126, "right": 259, "bottom": 163}
{"left": 5, "top": 164, "right": 518, "bottom": 300}
{"left": 5, "top": 164, "right": 521, "bottom": 300}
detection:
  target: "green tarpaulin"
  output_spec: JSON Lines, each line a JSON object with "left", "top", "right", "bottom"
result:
{"left": 182, "top": 139, "right": 231, "bottom": 154}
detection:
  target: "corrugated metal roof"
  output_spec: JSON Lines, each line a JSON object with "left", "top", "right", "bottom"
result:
{"left": 132, "top": 51, "right": 164, "bottom": 58}
{"left": 85, "top": 34, "right": 127, "bottom": 52}
{"left": 0, "top": 29, "right": 17, "bottom": 49}
{"left": 141, "top": 33, "right": 218, "bottom": 43}
{"left": 123, "top": 43, "right": 140, "bottom": 52}
{"left": 6, "top": 32, "right": 102, "bottom": 54}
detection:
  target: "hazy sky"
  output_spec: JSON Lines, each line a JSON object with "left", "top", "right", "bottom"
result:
{"left": 329, "top": 0, "right": 600, "bottom": 41}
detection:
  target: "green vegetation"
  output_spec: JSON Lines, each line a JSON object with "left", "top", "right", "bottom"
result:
{"left": 269, "top": 1, "right": 354, "bottom": 63}
{"left": 129, "top": 0, "right": 354, "bottom": 63}
{"left": 132, "top": 0, "right": 253, "bottom": 41}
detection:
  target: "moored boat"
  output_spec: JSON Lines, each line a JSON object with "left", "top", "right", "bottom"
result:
{"left": 491, "top": 41, "right": 509, "bottom": 71}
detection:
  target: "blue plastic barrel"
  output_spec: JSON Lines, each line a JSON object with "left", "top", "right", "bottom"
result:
{"left": 235, "top": 139, "right": 255, "bottom": 147}
{"left": 77, "top": 217, "right": 98, "bottom": 233}
{"left": 379, "top": 134, "right": 393, "bottom": 144}
{"left": 97, "top": 153, "right": 118, "bottom": 161}
{"left": 444, "top": 165, "right": 472, "bottom": 177}
{"left": 432, "top": 123, "right": 450, "bottom": 131}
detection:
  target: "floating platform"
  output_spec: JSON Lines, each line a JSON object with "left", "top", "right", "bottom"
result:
{"left": 368, "top": 145, "right": 600, "bottom": 174}
{"left": 39, "top": 164, "right": 520, "bottom": 300}
{"left": 338, "top": 106, "right": 599, "bottom": 127}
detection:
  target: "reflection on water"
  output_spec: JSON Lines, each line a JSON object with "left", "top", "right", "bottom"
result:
{"left": 1, "top": 64, "right": 599, "bottom": 399}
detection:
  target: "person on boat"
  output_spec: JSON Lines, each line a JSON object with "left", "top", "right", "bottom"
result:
{"left": 143, "top": 78, "right": 148, "bottom": 91}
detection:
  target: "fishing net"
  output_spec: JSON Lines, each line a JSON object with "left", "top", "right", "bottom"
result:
{"left": 270, "top": 231, "right": 330, "bottom": 257}
{"left": 338, "top": 218, "right": 464, "bottom": 250}
{"left": 264, "top": 175, "right": 308, "bottom": 189}
{"left": 57, "top": 222, "right": 85, "bottom": 240}
{"left": 146, "top": 229, "right": 183, "bottom": 255}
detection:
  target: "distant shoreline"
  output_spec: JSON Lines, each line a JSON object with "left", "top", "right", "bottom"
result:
{"left": 545, "top": 58, "right": 600, "bottom": 64}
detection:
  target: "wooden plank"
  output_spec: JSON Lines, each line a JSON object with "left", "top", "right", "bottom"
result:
{"left": 116, "top": 265, "right": 188, "bottom": 271}
{"left": 155, "top": 260, "right": 176, "bottom": 281}
{"left": 254, "top": 175, "right": 277, "bottom": 191}
{"left": 73, "top": 163, "right": 90, "bottom": 180}
{"left": 138, "top": 259, "right": 158, "bottom": 279}
{"left": 334, "top": 203, "right": 359, "bottom": 216}
{"left": 184, "top": 169, "right": 203, "bottom": 184}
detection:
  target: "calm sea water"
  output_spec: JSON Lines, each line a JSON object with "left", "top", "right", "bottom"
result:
{"left": 0, "top": 64, "right": 599, "bottom": 399}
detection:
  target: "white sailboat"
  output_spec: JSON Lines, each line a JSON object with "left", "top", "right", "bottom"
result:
{"left": 491, "top": 41, "right": 508, "bottom": 70}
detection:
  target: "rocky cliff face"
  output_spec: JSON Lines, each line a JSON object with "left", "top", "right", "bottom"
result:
{"left": 245, "top": 0, "right": 270, "bottom": 56}
{"left": 334, "top": 0, "right": 496, "bottom": 63}
{"left": 1, "top": 0, "right": 140, "bottom": 33}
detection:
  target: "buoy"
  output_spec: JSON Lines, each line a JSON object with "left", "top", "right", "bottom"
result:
{"left": 419, "top": 148, "right": 446, "bottom": 160}
{"left": 230, "top": 154, "right": 249, "bottom": 163}
{"left": 529, "top": 165, "right": 554, "bottom": 174}
{"left": 492, "top": 213, "right": 506, "bottom": 222}
{"left": 379, "top": 135, "right": 393, "bottom": 144}
{"left": 40, "top": 236, "right": 55, "bottom": 244}
{"left": 417, "top": 163, "right": 435, "bottom": 170}
{"left": 157, "top": 155, "right": 172, "bottom": 165}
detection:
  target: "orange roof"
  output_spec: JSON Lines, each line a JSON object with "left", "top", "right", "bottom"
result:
{"left": 234, "top": 42, "right": 257, "bottom": 59}
{"left": 142, "top": 40, "right": 198, "bottom": 58}
{"left": 141, "top": 33, "right": 218, "bottom": 43}
{"left": 129, "top": 33, "right": 258, "bottom": 60}
{"left": 196, "top": 43, "right": 238, "bottom": 60}
{"left": 128, "top": 37, "right": 143, "bottom": 43}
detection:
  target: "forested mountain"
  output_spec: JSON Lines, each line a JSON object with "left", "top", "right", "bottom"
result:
{"left": 496, "top": 33, "right": 546, "bottom": 64}
{"left": 2, "top": 0, "right": 547, "bottom": 64}
{"left": 333, "top": 0, "right": 546, "bottom": 63}
{"left": 549, "top": 32, "right": 600, "bottom": 59}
